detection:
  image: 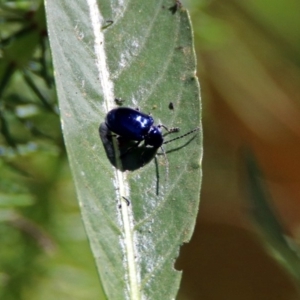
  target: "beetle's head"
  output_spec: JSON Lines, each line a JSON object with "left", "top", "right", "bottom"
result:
{"left": 145, "top": 126, "right": 163, "bottom": 148}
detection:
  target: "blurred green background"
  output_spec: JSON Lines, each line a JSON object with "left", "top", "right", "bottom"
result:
{"left": 1, "top": 0, "right": 300, "bottom": 299}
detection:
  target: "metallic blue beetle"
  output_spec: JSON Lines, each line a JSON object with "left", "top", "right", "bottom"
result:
{"left": 105, "top": 107, "right": 164, "bottom": 148}
{"left": 105, "top": 106, "right": 199, "bottom": 153}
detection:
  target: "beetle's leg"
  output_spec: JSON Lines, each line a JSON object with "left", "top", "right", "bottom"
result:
{"left": 159, "top": 145, "right": 169, "bottom": 180}
{"left": 158, "top": 124, "right": 180, "bottom": 132}
{"left": 120, "top": 140, "right": 142, "bottom": 158}
{"left": 157, "top": 124, "right": 180, "bottom": 136}
{"left": 106, "top": 133, "right": 117, "bottom": 141}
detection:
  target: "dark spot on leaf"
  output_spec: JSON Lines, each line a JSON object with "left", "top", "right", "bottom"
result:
{"left": 169, "top": 1, "right": 182, "bottom": 15}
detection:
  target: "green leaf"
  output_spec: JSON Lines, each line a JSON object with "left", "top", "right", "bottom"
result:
{"left": 46, "top": 0, "right": 202, "bottom": 299}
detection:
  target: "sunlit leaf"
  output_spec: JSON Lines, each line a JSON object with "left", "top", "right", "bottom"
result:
{"left": 46, "top": 0, "right": 202, "bottom": 299}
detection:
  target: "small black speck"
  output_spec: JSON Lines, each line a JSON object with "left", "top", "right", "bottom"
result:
{"left": 169, "top": 0, "right": 182, "bottom": 15}
{"left": 115, "top": 98, "right": 125, "bottom": 105}
{"left": 122, "top": 196, "right": 130, "bottom": 206}
{"left": 102, "top": 20, "right": 114, "bottom": 30}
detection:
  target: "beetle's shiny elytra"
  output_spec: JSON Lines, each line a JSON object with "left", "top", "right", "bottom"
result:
{"left": 105, "top": 107, "right": 164, "bottom": 148}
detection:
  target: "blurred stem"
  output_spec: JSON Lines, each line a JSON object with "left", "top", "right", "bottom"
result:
{"left": 0, "top": 63, "right": 15, "bottom": 98}
{"left": 39, "top": 36, "right": 53, "bottom": 88}
{"left": 9, "top": 212, "right": 55, "bottom": 255}
{"left": 0, "top": 111, "right": 16, "bottom": 148}
{"left": 22, "top": 69, "right": 56, "bottom": 114}
{"left": 0, "top": 63, "right": 16, "bottom": 147}
{"left": 24, "top": 120, "right": 54, "bottom": 140}
{"left": 0, "top": 25, "right": 34, "bottom": 48}
{"left": 245, "top": 150, "right": 300, "bottom": 291}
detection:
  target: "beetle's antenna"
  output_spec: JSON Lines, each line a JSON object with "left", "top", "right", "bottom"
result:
{"left": 163, "top": 127, "right": 200, "bottom": 144}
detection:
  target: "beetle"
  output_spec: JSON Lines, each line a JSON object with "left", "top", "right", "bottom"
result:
{"left": 105, "top": 107, "right": 199, "bottom": 151}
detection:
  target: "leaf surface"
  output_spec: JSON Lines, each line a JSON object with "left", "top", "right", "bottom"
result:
{"left": 46, "top": 0, "right": 202, "bottom": 299}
